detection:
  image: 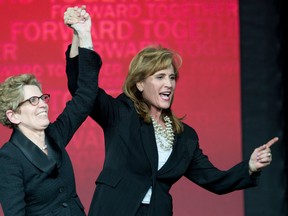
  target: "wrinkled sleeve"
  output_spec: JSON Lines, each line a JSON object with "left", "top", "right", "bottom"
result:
{"left": 65, "top": 44, "right": 121, "bottom": 129}
{"left": 184, "top": 141, "right": 260, "bottom": 195}
{"left": 49, "top": 46, "right": 102, "bottom": 147}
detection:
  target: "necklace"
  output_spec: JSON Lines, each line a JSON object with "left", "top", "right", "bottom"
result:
{"left": 151, "top": 116, "right": 174, "bottom": 151}
{"left": 40, "top": 144, "right": 48, "bottom": 151}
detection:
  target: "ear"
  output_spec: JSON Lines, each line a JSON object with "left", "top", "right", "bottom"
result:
{"left": 6, "top": 110, "right": 21, "bottom": 125}
{"left": 136, "top": 81, "right": 144, "bottom": 92}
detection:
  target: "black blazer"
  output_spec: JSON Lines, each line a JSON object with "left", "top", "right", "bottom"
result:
{"left": 66, "top": 47, "right": 260, "bottom": 216}
{"left": 0, "top": 48, "right": 102, "bottom": 216}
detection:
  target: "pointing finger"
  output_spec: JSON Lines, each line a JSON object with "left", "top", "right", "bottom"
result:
{"left": 265, "top": 137, "right": 279, "bottom": 148}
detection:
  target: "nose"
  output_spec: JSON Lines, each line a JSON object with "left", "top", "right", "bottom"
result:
{"left": 38, "top": 98, "right": 48, "bottom": 107}
{"left": 165, "top": 77, "right": 173, "bottom": 88}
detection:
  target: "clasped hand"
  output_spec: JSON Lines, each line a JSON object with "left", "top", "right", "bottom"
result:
{"left": 64, "top": 5, "right": 91, "bottom": 33}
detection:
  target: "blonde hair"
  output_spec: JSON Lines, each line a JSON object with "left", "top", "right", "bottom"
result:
{"left": 0, "top": 74, "right": 41, "bottom": 128}
{"left": 123, "top": 45, "right": 184, "bottom": 134}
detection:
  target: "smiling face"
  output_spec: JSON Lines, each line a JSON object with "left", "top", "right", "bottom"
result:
{"left": 13, "top": 85, "right": 50, "bottom": 134}
{"left": 137, "top": 65, "right": 176, "bottom": 117}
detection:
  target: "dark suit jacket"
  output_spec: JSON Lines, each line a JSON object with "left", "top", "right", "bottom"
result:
{"left": 66, "top": 47, "right": 260, "bottom": 216}
{"left": 0, "top": 48, "right": 102, "bottom": 216}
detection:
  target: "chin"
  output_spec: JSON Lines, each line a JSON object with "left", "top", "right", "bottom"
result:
{"left": 42, "top": 121, "right": 50, "bottom": 128}
{"left": 161, "top": 103, "right": 171, "bottom": 109}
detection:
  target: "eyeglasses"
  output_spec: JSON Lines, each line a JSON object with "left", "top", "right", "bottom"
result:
{"left": 17, "top": 94, "right": 50, "bottom": 108}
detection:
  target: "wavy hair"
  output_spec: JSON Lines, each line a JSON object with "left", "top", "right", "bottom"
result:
{"left": 0, "top": 74, "right": 41, "bottom": 128}
{"left": 123, "top": 45, "right": 184, "bottom": 134}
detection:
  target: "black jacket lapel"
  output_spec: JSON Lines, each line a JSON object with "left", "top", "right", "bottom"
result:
{"left": 140, "top": 121, "right": 159, "bottom": 173}
{"left": 157, "top": 134, "right": 186, "bottom": 175}
{"left": 9, "top": 129, "right": 57, "bottom": 175}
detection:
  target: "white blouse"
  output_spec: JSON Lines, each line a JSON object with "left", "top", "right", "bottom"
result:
{"left": 141, "top": 133, "right": 173, "bottom": 204}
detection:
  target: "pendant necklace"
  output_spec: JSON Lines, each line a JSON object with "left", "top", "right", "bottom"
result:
{"left": 40, "top": 144, "right": 48, "bottom": 151}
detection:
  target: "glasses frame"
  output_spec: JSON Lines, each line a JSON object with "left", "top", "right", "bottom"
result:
{"left": 17, "top": 94, "right": 50, "bottom": 108}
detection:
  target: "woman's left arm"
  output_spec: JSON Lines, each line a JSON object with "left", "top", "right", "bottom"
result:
{"left": 184, "top": 142, "right": 259, "bottom": 195}
{"left": 49, "top": 8, "right": 102, "bottom": 146}
{"left": 183, "top": 125, "right": 278, "bottom": 194}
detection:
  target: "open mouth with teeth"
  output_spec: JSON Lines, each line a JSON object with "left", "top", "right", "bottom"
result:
{"left": 37, "top": 110, "right": 48, "bottom": 116}
{"left": 160, "top": 92, "right": 172, "bottom": 101}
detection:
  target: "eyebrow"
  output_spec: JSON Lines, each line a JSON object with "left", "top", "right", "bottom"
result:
{"left": 154, "top": 72, "right": 175, "bottom": 75}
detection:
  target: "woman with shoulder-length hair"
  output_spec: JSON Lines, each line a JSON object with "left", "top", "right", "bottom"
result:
{"left": 65, "top": 6, "right": 278, "bottom": 216}
{"left": 123, "top": 45, "right": 184, "bottom": 133}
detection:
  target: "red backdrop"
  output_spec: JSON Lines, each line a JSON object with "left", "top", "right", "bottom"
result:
{"left": 0, "top": 0, "right": 243, "bottom": 215}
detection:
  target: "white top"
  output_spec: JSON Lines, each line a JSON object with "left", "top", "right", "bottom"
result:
{"left": 141, "top": 133, "right": 173, "bottom": 204}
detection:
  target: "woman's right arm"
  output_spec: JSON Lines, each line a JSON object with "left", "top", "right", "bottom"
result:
{"left": 0, "top": 150, "right": 25, "bottom": 216}
{"left": 64, "top": 6, "right": 119, "bottom": 128}
{"left": 64, "top": 6, "right": 87, "bottom": 95}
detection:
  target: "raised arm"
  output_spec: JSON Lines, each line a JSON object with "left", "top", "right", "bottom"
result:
{"left": 51, "top": 6, "right": 102, "bottom": 146}
{"left": 64, "top": 5, "right": 92, "bottom": 95}
{"left": 64, "top": 5, "right": 88, "bottom": 57}
{"left": 64, "top": 6, "right": 120, "bottom": 128}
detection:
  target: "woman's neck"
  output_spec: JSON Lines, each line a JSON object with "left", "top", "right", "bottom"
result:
{"left": 150, "top": 107, "right": 163, "bottom": 122}
{"left": 18, "top": 126, "right": 46, "bottom": 147}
